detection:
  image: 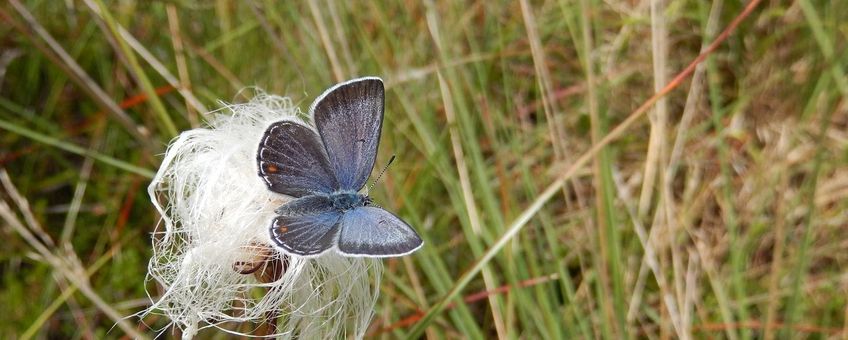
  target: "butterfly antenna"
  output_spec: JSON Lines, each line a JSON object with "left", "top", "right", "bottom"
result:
{"left": 368, "top": 154, "right": 396, "bottom": 193}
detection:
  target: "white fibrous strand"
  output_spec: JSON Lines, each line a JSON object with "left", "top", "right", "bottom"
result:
{"left": 143, "top": 92, "right": 380, "bottom": 339}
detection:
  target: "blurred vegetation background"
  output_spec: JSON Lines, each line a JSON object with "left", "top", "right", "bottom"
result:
{"left": 1, "top": 0, "right": 847, "bottom": 339}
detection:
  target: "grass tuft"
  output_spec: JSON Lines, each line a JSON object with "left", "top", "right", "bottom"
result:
{"left": 1, "top": 0, "right": 845, "bottom": 338}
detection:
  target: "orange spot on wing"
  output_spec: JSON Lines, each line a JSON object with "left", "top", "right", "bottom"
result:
{"left": 279, "top": 226, "right": 288, "bottom": 233}
{"left": 266, "top": 164, "right": 279, "bottom": 173}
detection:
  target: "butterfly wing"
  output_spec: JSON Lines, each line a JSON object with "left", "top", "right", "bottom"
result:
{"left": 274, "top": 194, "right": 334, "bottom": 216}
{"left": 312, "top": 77, "right": 384, "bottom": 191}
{"left": 337, "top": 206, "right": 423, "bottom": 257}
{"left": 270, "top": 207, "right": 342, "bottom": 257}
{"left": 257, "top": 121, "right": 339, "bottom": 197}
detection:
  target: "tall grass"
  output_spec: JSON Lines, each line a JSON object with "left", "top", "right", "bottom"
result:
{"left": 1, "top": 1, "right": 846, "bottom": 338}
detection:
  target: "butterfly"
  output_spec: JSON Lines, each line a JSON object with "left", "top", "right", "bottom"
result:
{"left": 257, "top": 77, "right": 423, "bottom": 258}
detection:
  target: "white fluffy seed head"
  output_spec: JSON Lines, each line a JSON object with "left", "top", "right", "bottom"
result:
{"left": 144, "top": 92, "right": 381, "bottom": 338}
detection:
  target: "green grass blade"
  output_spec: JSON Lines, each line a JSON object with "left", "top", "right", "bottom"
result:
{"left": 0, "top": 118, "right": 154, "bottom": 178}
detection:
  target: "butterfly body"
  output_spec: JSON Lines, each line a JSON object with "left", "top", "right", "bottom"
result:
{"left": 274, "top": 191, "right": 370, "bottom": 216}
{"left": 330, "top": 191, "right": 371, "bottom": 211}
{"left": 258, "top": 77, "right": 423, "bottom": 258}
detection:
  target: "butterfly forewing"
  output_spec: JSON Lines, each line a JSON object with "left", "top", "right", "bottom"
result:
{"left": 312, "top": 77, "right": 384, "bottom": 191}
{"left": 337, "top": 207, "right": 423, "bottom": 257}
{"left": 257, "top": 121, "right": 338, "bottom": 197}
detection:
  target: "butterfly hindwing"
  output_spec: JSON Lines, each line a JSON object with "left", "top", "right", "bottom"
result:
{"left": 312, "top": 77, "right": 384, "bottom": 191}
{"left": 337, "top": 206, "right": 423, "bottom": 257}
{"left": 274, "top": 194, "right": 334, "bottom": 216}
{"left": 270, "top": 208, "right": 342, "bottom": 257}
{"left": 257, "top": 121, "right": 339, "bottom": 197}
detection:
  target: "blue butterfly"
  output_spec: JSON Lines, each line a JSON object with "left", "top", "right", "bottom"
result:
{"left": 257, "top": 77, "right": 423, "bottom": 257}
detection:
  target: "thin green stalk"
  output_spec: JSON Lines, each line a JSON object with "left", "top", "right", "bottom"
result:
{"left": 3, "top": 1, "right": 156, "bottom": 152}
{"left": 87, "top": 0, "right": 179, "bottom": 138}
{"left": 0, "top": 118, "right": 154, "bottom": 178}
{"left": 783, "top": 1, "right": 847, "bottom": 335}
{"left": 22, "top": 241, "right": 124, "bottom": 340}
{"left": 391, "top": 84, "right": 485, "bottom": 338}
{"left": 704, "top": 35, "right": 751, "bottom": 340}
{"left": 405, "top": 3, "right": 763, "bottom": 336}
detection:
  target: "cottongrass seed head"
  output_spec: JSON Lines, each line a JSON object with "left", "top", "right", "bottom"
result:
{"left": 144, "top": 91, "right": 381, "bottom": 339}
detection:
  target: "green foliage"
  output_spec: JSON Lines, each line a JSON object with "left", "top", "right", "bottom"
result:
{"left": 1, "top": 0, "right": 846, "bottom": 338}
